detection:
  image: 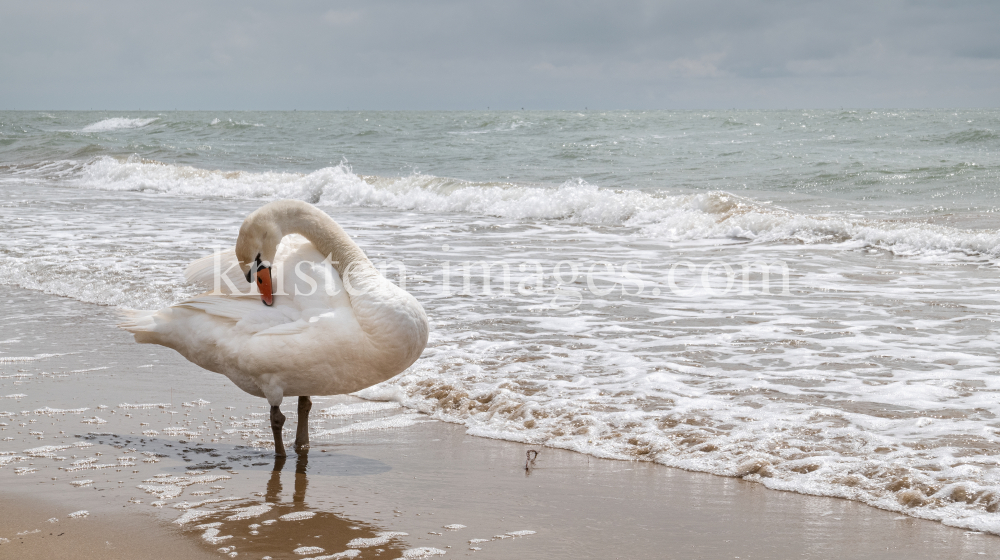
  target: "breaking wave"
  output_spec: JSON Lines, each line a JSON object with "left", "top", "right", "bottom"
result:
{"left": 67, "top": 156, "right": 1000, "bottom": 258}
{"left": 81, "top": 118, "right": 159, "bottom": 133}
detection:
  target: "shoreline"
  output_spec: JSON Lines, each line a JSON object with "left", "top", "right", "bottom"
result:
{"left": 1, "top": 288, "right": 999, "bottom": 558}
{"left": 3, "top": 419, "right": 999, "bottom": 559}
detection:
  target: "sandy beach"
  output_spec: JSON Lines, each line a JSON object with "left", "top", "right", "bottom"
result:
{"left": 1, "top": 288, "right": 998, "bottom": 559}
{"left": 0, "top": 492, "right": 217, "bottom": 559}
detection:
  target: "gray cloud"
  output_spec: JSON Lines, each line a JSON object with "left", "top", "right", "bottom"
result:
{"left": 1, "top": 0, "right": 997, "bottom": 109}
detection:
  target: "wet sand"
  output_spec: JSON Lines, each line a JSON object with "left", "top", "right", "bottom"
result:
{"left": 0, "top": 493, "right": 217, "bottom": 559}
{"left": 1, "top": 288, "right": 999, "bottom": 559}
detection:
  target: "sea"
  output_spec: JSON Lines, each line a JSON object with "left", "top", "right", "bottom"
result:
{"left": 2, "top": 109, "right": 1000, "bottom": 533}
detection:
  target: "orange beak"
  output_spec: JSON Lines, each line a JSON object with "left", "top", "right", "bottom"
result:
{"left": 256, "top": 266, "right": 273, "bottom": 306}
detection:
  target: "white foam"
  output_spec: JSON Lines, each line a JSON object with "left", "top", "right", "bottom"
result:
{"left": 310, "top": 551, "right": 361, "bottom": 560}
{"left": 311, "top": 413, "right": 430, "bottom": 438}
{"left": 67, "top": 510, "right": 89, "bottom": 518}
{"left": 119, "top": 402, "right": 171, "bottom": 409}
{"left": 173, "top": 496, "right": 244, "bottom": 510}
{"left": 279, "top": 511, "right": 316, "bottom": 521}
{"left": 0, "top": 455, "right": 24, "bottom": 467}
{"left": 174, "top": 509, "right": 216, "bottom": 525}
{"left": 201, "top": 527, "right": 233, "bottom": 544}
{"left": 186, "top": 474, "right": 231, "bottom": 485}
{"left": 208, "top": 118, "right": 263, "bottom": 128}
{"left": 227, "top": 420, "right": 262, "bottom": 428}
{"left": 294, "top": 547, "right": 325, "bottom": 555}
{"left": 33, "top": 407, "right": 88, "bottom": 414}
{"left": 162, "top": 427, "right": 199, "bottom": 437}
{"left": 225, "top": 504, "right": 272, "bottom": 520}
{"left": 63, "top": 459, "right": 119, "bottom": 472}
{"left": 400, "top": 548, "right": 446, "bottom": 559}
{"left": 81, "top": 118, "right": 158, "bottom": 132}
{"left": 317, "top": 402, "right": 402, "bottom": 417}
{"left": 23, "top": 445, "right": 72, "bottom": 457}
{"left": 347, "top": 532, "right": 408, "bottom": 548}
{"left": 138, "top": 484, "right": 184, "bottom": 499}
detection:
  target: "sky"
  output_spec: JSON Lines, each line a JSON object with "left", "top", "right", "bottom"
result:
{"left": 2, "top": 0, "right": 998, "bottom": 110}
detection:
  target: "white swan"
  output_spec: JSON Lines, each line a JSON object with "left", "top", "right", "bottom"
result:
{"left": 121, "top": 200, "right": 429, "bottom": 456}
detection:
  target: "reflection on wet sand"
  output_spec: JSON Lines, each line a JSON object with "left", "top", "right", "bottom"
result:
{"left": 183, "top": 451, "right": 408, "bottom": 559}
{"left": 67, "top": 432, "right": 406, "bottom": 558}
{"left": 266, "top": 453, "right": 309, "bottom": 504}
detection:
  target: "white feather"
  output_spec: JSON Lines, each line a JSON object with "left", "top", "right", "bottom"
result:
{"left": 184, "top": 247, "right": 247, "bottom": 294}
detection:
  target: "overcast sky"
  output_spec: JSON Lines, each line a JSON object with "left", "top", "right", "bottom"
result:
{"left": 2, "top": 0, "right": 997, "bottom": 110}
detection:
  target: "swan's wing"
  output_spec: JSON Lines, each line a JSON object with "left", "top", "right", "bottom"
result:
{"left": 175, "top": 294, "right": 261, "bottom": 322}
{"left": 256, "top": 320, "right": 311, "bottom": 336}
{"left": 176, "top": 294, "right": 311, "bottom": 338}
{"left": 184, "top": 236, "right": 316, "bottom": 295}
{"left": 184, "top": 247, "right": 247, "bottom": 294}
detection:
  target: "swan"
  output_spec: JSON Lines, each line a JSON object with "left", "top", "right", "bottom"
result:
{"left": 121, "top": 199, "right": 429, "bottom": 456}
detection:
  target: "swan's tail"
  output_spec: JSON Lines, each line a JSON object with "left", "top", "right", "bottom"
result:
{"left": 118, "top": 309, "right": 159, "bottom": 343}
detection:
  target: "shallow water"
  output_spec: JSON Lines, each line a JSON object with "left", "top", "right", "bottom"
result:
{"left": 3, "top": 109, "right": 1000, "bottom": 534}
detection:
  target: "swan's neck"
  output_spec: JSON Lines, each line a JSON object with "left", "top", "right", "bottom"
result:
{"left": 246, "top": 200, "right": 427, "bottom": 377}
{"left": 268, "top": 202, "right": 376, "bottom": 282}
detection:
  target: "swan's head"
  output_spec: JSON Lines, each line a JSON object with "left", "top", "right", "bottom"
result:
{"left": 236, "top": 214, "right": 282, "bottom": 307}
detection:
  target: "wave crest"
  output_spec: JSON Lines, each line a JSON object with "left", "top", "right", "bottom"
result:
{"left": 72, "top": 156, "right": 1000, "bottom": 257}
{"left": 81, "top": 118, "right": 159, "bottom": 133}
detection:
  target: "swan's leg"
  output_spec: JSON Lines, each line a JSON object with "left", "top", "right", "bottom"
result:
{"left": 295, "top": 396, "right": 312, "bottom": 453}
{"left": 271, "top": 405, "right": 287, "bottom": 457}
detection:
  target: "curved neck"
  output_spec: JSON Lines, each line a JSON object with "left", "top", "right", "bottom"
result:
{"left": 264, "top": 200, "right": 376, "bottom": 281}
{"left": 242, "top": 200, "right": 427, "bottom": 377}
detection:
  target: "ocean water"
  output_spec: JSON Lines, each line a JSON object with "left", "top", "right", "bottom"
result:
{"left": 2, "top": 109, "right": 1000, "bottom": 533}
